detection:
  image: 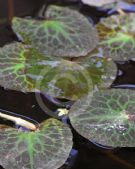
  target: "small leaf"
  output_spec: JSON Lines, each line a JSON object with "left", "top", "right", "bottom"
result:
{"left": 69, "top": 89, "right": 135, "bottom": 147}
{"left": 97, "top": 13, "right": 135, "bottom": 61}
{"left": 74, "top": 49, "right": 117, "bottom": 88}
{"left": 12, "top": 5, "right": 98, "bottom": 57}
{"left": 0, "top": 118, "right": 73, "bottom": 169}
{"left": 82, "top": 0, "right": 117, "bottom": 7}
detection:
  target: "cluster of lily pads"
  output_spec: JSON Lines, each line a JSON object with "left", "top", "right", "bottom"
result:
{"left": 1, "top": 1, "right": 135, "bottom": 169}
{"left": 0, "top": 5, "right": 117, "bottom": 100}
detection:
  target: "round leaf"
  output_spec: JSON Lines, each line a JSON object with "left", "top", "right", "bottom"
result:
{"left": 0, "top": 43, "right": 117, "bottom": 99}
{"left": 12, "top": 5, "right": 98, "bottom": 57}
{"left": 97, "top": 13, "right": 135, "bottom": 61}
{"left": 69, "top": 89, "right": 135, "bottom": 147}
{"left": 82, "top": 0, "right": 118, "bottom": 7}
{"left": 0, "top": 118, "right": 73, "bottom": 169}
{"left": 74, "top": 49, "right": 117, "bottom": 88}
{"left": 0, "top": 42, "right": 94, "bottom": 100}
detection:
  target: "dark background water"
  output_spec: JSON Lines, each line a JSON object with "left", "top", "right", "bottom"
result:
{"left": 0, "top": 1, "right": 135, "bottom": 169}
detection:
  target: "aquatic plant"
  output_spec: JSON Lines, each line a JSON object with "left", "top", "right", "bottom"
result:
{"left": 0, "top": 42, "right": 117, "bottom": 100}
{"left": 69, "top": 89, "right": 135, "bottom": 147}
{"left": 81, "top": 0, "right": 118, "bottom": 7}
{"left": 12, "top": 5, "right": 98, "bottom": 57}
{"left": 74, "top": 52, "right": 117, "bottom": 88}
{"left": 1, "top": 2, "right": 135, "bottom": 169}
{"left": 97, "top": 13, "right": 135, "bottom": 60}
{"left": 0, "top": 118, "right": 73, "bottom": 169}
{"left": 0, "top": 42, "right": 92, "bottom": 99}
{"left": 82, "top": 0, "right": 135, "bottom": 14}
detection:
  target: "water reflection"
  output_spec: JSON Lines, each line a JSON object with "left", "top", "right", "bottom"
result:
{"left": 60, "top": 149, "right": 78, "bottom": 169}
{"left": 90, "top": 140, "right": 114, "bottom": 150}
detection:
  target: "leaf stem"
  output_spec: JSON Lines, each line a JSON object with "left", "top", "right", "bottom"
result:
{"left": 0, "top": 112, "right": 37, "bottom": 131}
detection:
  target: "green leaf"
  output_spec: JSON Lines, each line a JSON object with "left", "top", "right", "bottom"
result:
{"left": 0, "top": 118, "right": 73, "bottom": 169}
{"left": 69, "top": 89, "right": 135, "bottom": 147}
{"left": 97, "top": 13, "right": 135, "bottom": 61}
{"left": 12, "top": 5, "right": 98, "bottom": 57}
{"left": 0, "top": 42, "right": 94, "bottom": 100}
{"left": 0, "top": 43, "right": 117, "bottom": 99}
{"left": 0, "top": 43, "right": 33, "bottom": 92}
{"left": 74, "top": 49, "right": 117, "bottom": 88}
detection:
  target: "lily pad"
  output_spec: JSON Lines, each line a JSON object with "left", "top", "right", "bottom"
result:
{"left": 0, "top": 42, "right": 94, "bottom": 100}
{"left": 74, "top": 49, "right": 117, "bottom": 88}
{"left": 69, "top": 89, "right": 135, "bottom": 147}
{"left": 108, "top": 1, "right": 135, "bottom": 14}
{"left": 81, "top": 0, "right": 118, "bottom": 7}
{"left": 97, "top": 13, "right": 135, "bottom": 61}
{"left": 0, "top": 42, "right": 118, "bottom": 99}
{"left": 0, "top": 118, "right": 73, "bottom": 169}
{"left": 12, "top": 5, "right": 98, "bottom": 57}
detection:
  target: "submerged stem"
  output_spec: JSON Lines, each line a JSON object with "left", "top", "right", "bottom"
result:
{"left": 0, "top": 112, "right": 37, "bottom": 131}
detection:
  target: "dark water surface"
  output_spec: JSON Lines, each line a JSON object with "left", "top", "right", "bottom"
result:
{"left": 0, "top": 1, "right": 135, "bottom": 169}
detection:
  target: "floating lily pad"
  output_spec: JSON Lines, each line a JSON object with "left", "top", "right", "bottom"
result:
{"left": 108, "top": 1, "right": 135, "bottom": 14}
{"left": 12, "top": 5, "right": 98, "bottom": 57}
{"left": 69, "top": 89, "right": 135, "bottom": 147}
{"left": 97, "top": 13, "right": 135, "bottom": 61}
{"left": 81, "top": 0, "right": 118, "bottom": 7}
{"left": 0, "top": 118, "right": 73, "bottom": 169}
{"left": 0, "top": 42, "right": 94, "bottom": 100}
{"left": 96, "top": 58, "right": 117, "bottom": 88}
{"left": 0, "top": 42, "right": 117, "bottom": 99}
{"left": 0, "top": 43, "right": 34, "bottom": 92}
{"left": 74, "top": 49, "right": 117, "bottom": 88}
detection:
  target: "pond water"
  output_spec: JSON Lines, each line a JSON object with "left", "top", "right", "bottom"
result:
{"left": 0, "top": 1, "right": 135, "bottom": 169}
